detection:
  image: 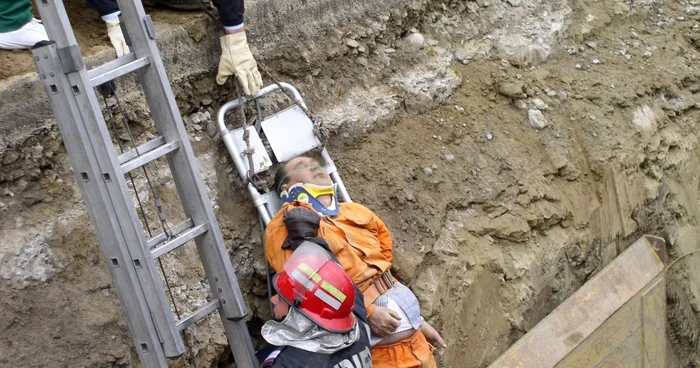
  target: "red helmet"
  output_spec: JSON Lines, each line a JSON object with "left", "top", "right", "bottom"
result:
{"left": 273, "top": 241, "right": 356, "bottom": 332}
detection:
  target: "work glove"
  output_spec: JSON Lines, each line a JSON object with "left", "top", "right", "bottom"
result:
{"left": 282, "top": 207, "right": 321, "bottom": 250}
{"left": 216, "top": 32, "right": 263, "bottom": 95}
{"left": 105, "top": 18, "right": 129, "bottom": 57}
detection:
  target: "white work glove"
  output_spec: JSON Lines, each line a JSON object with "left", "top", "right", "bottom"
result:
{"left": 216, "top": 32, "right": 263, "bottom": 95}
{"left": 105, "top": 18, "right": 129, "bottom": 57}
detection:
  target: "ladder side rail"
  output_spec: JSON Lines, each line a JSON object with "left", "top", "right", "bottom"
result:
{"left": 35, "top": 0, "right": 187, "bottom": 358}
{"left": 115, "top": 1, "right": 257, "bottom": 366}
{"left": 31, "top": 40, "right": 168, "bottom": 367}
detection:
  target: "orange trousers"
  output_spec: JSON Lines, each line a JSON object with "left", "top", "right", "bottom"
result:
{"left": 372, "top": 330, "right": 437, "bottom": 368}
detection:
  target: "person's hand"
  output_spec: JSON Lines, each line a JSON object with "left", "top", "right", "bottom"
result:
{"left": 216, "top": 31, "right": 263, "bottom": 95}
{"left": 368, "top": 306, "right": 401, "bottom": 338}
{"left": 420, "top": 321, "right": 447, "bottom": 355}
{"left": 105, "top": 18, "right": 129, "bottom": 57}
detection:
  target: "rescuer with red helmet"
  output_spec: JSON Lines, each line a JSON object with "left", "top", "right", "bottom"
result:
{"left": 257, "top": 239, "right": 372, "bottom": 368}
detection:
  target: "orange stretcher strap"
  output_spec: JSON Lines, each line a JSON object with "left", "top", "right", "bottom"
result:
{"left": 363, "top": 271, "right": 396, "bottom": 310}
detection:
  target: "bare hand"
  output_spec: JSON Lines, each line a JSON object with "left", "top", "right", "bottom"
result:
{"left": 420, "top": 321, "right": 447, "bottom": 355}
{"left": 368, "top": 306, "right": 401, "bottom": 338}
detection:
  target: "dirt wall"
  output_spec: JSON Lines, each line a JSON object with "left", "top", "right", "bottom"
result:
{"left": 2, "top": 0, "right": 700, "bottom": 367}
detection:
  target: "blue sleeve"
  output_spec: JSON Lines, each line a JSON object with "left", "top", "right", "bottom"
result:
{"left": 85, "top": 0, "right": 119, "bottom": 17}
{"left": 210, "top": 0, "right": 244, "bottom": 28}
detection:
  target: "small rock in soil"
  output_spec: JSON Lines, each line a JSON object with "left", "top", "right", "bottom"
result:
{"left": 445, "top": 154, "right": 455, "bottom": 162}
{"left": 499, "top": 81, "right": 526, "bottom": 98}
{"left": 532, "top": 98, "right": 548, "bottom": 110}
{"left": 2, "top": 151, "right": 19, "bottom": 165}
{"left": 355, "top": 57, "right": 368, "bottom": 67}
{"left": 406, "top": 192, "right": 415, "bottom": 202}
{"left": 423, "top": 167, "right": 433, "bottom": 176}
{"left": 557, "top": 91, "right": 568, "bottom": 102}
{"left": 346, "top": 39, "right": 360, "bottom": 48}
{"left": 406, "top": 33, "right": 425, "bottom": 48}
{"left": 528, "top": 109, "right": 547, "bottom": 129}
{"left": 515, "top": 100, "right": 528, "bottom": 109}
{"left": 206, "top": 123, "right": 218, "bottom": 138}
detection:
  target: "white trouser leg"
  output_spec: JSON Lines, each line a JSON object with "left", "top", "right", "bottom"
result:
{"left": 0, "top": 18, "right": 49, "bottom": 50}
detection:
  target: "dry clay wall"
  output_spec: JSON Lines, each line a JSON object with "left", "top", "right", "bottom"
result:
{"left": 2, "top": 0, "right": 700, "bottom": 366}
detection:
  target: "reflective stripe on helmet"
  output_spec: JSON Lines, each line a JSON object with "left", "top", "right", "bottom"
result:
{"left": 298, "top": 262, "right": 322, "bottom": 283}
{"left": 290, "top": 269, "right": 316, "bottom": 291}
{"left": 313, "top": 288, "right": 342, "bottom": 310}
{"left": 320, "top": 280, "right": 347, "bottom": 302}
{"left": 292, "top": 263, "right": 348, "bottom": 310}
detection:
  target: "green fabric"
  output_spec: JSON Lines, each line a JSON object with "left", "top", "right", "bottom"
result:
{"left": 0, "top": 0, "right": 34, "bottom": 33}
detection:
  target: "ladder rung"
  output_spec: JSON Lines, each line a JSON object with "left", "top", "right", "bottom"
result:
{"left": 88, "top": 54, "right": 151, "bottom": 87}
{"left": 147, "top": 218, "right": 194, "bottom": 249}
{"left": 176, "top": 299, "right": 220, "bottom": 331}
{"left": 118, "top": 135, "right": 166, "bottom": 165}
{"left": 150, "top": 223, "right": 208, "bottom": 258}
{"left": 120, "top": 140, "right": 180, "bottom": 173}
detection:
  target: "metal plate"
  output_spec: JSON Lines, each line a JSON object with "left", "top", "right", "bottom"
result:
{"left": 261, "top": 105, "right": 320, "bottom": 162}
{"left": 260, "top": 191, "right": 283, "bottom": 217}
{"left": 230, "top": 126, "right": 273, "bottom": 174}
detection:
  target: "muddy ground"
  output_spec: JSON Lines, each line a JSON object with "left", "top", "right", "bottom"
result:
{"left": 3, "top": 0, "right": 700, "bottom": 367}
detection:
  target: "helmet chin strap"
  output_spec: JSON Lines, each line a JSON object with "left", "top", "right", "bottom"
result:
{"left": 280, "top": 183, "right": 339, "bottom": 216}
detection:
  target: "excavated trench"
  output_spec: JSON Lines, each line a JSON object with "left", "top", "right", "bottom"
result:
{"left": 3, "top": 0, "right": 700, "bottom": 367}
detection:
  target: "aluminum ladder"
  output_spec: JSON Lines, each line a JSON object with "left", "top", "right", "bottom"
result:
{"left": 30, "top": 1, "right": 257, "bottom": 367}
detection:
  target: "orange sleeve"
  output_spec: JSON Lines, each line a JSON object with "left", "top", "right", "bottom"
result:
{"left": 374, "top": 213, "right": 393, "bottom": 263}
{"left": 366, "top": 303, "right": 377, "bottom": 318}
{"left": 264, "top": 207, "right": 291, "bottom": 273}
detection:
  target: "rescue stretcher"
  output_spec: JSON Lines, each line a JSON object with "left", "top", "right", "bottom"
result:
{"left": 217, "top": 83, "right": 352, "bottom": 303}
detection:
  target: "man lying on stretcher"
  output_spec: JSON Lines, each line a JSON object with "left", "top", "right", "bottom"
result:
{"left": 264, "top": 155, "right": 447, "bottom": 368}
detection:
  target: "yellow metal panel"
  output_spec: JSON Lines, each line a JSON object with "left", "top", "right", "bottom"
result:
{"left": 489, "top": 236, "right": 666, "bottom": 368}
{"left": 641, "top": 277, "right": 666, "bottom": 368}
{"left": 555, "top": 298, "right": 641, "bottom": 367}
{"left": 594, "top": 330, "right": 644, "bottom": 368}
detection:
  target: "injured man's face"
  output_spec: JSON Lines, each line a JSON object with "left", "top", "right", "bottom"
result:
{"left": 280, "top": 156, "right": 333, "bottom": 190}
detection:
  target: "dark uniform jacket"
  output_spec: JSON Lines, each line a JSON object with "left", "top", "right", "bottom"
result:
{"left": 86, "top": 0, "right": 244, "bottom": 27}
{"left": 257, "top": 237, "right": 373, "bottom": 368}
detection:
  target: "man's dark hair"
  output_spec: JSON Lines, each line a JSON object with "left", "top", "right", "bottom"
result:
{"left": 273, "top": 161, "right": 290, "bottom": 195}
{"left": 273, "top": 153, "right": 324, "bottom": 195}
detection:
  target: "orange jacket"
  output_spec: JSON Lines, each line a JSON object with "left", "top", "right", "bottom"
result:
{"left": 264, "top": 201, "right": 393, "bottom": 294}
